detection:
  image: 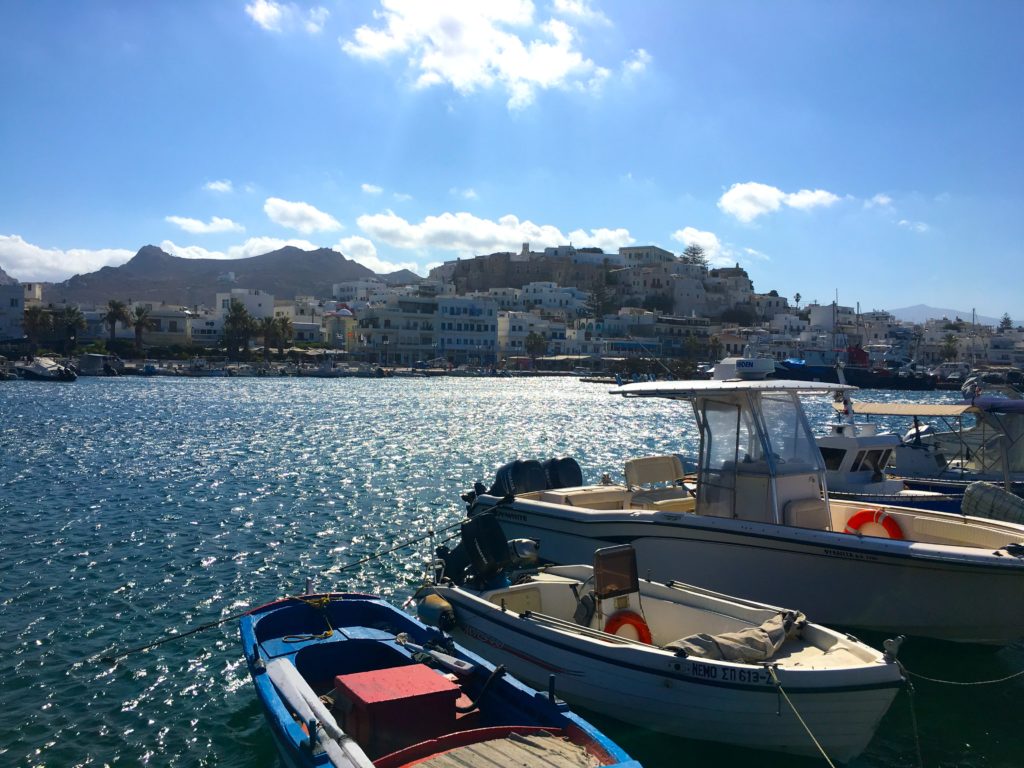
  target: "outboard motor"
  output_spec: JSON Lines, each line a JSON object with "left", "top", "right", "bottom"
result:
{"left": 542, "top": 457, "right": 583, "bottom": 489}
{"left": 435, "top": 514, "right": 539, "bottom": 587}
{"left": 488, "top": 459, "right": 548, "bottom": 497}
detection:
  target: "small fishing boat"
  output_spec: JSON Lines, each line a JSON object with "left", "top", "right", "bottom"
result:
{"left": 418, "top": 517, "right": 904, "bottom": 763}
{"left": 240, "top": 592, "right": 641, "bottom": 768}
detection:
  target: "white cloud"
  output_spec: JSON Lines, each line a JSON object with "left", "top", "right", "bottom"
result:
{"left": 865, "top": 193, "right": 892, "bottom": 209}
{"left": 0, "top": 234, "right": 134, "bottom": 281}
{"left": 333, "top": 235, "right": 424, "bottom": 275}
{"left": 623, "top": 48, "right": 651, "bottom": 76}
{"left": 246, "top": 0, "right": 329, "bottom": 34}
{"left": 305, "top": 6, "right": 330, "bottom": 34}
{"left": 204, "top": 179, "right": 234, "bottom": 193}
{"left": 784, "top": 188, "right": 840, "bottom": 210}
{"left": 341, "top": 0, "right": 610, "bottom": 110}
{"left": 898, "top": 219, "right": 930, "bottom": 233}
{"left": 551, "top": 0, "right": 610, "bottom": 25}
{"left": 246, "top": 0, "right": 285, "bottom": 31}
{"left": 264, "top": 197, "right": 342, "bottom": 234}
{"left": 356, "top": 209, "right": 633, "bottom": 254}
{"left": 449, "top": 187, "right": 478, "bottom": 200}
{"left": 718, "top": 182, "right": 840, "bottom": 223}
{"left": 393, "top": 192, "right": 413, "bottom": 202}
{"left": 670, "top": 226, "right": 732, "bottom": 266}
{"left": 361, "top": 183, "right": 384, "bottom": 195}
{"left": 165, "top": 215, "right": 245, "bottom": 234}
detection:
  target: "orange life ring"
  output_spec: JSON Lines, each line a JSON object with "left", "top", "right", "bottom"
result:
{"left": 844, "top": 509, "right": 904, "bottom": 540}
{"left": 603, "top": 610, "right": 652, "bottom": 643}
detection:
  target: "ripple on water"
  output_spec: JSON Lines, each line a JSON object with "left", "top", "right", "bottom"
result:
{"left": 0, "top": 377, "right": 1016, "bottom": 767}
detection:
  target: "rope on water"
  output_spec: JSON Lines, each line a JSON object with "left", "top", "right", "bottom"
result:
{"left": 901, "top": 675, "right": 925, "bottom": 768}
{"left": 766, "top": 666, "right": 837, "bottom": 768}
{"left": 902, "top": 663, "right": 1024, "bottom": 686}
{"left": 96, "top": 520, "right": 464, "bottom": 664}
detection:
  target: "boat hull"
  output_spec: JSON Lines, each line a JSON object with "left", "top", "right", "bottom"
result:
{"left": 437, "top": 587, "right": 900, "bottom": 763}
{"left": 474, "top": 499, "right": 1024, "bottom": 644}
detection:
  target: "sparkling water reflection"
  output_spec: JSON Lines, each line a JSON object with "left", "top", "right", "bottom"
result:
{"left": 0, "top": 376, "right": 1020, "bottom": 767}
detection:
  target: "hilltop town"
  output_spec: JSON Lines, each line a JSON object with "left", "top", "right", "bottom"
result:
{"left": 0, "top": 242, "right": 1020, "bottom": 372}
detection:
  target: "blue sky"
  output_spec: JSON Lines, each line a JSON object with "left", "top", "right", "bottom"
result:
{"left": 1, "top": 1, "right": 1021, "bottom": 320}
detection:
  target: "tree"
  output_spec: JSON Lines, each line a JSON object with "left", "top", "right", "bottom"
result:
{"left": 1000, "top": 313, "right": 1013, "bottom": 331}
{"left": 23, "top": 305, "right": 51, "bottom": 355}
{"left": 940, "top": 333, "right": 959, "bottom": 361}
{"left": 131, "top": 306, "right": 156, "bottom": 357}
{"left": 257, "top": 316, "right": 278, "bottom": 362}
{"left": 793, "top": 292, "right": 802, "bottom": 310}
{"left": 524, "top": 331, "right": 548, "bottom": 367}
{"left": 681, "top": 244, "right": 708, "bottom": 267}
{"left": 223, "top": 299, "right": 255, "bottom": 359}
{"left": 53, "top": 305, "right": 86, "bottom": 356}
{"left": 103, "top": 300, "right": 130, "bottom": 344}
{"left": 275, "top": 316, "right": 293, "bottom": 356}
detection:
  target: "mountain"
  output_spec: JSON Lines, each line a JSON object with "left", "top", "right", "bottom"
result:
{"left": 42, "top": 245, "right": 381, "bottom": 307}
{"left": 380, "top": 269, "right": 422, "bottom": 285}
{"left": 0, "top": 264, "right": 16, "bottom": 285}
{"left": 888, "top": 304, "right": 999, "bottom": 327}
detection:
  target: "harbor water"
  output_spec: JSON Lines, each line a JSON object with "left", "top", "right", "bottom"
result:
{"left": 2, "top": 376, "right": 1023, "bottom": 767}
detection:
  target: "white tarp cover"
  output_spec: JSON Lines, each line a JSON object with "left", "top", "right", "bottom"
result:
{"left": 663, "top": 611, "right": 804, "bottom": 662}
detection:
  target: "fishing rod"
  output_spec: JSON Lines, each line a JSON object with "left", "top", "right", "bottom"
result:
{"left": 97, "top": 520, "right": 463, "bottom": 663}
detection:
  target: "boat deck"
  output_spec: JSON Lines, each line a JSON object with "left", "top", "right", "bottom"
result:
{"left": 400, "top": 731, "right": 602, "bottom": 768}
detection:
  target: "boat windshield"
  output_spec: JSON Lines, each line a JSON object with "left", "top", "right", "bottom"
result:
{"left": 758, "top": 393, "right": 823, "bottom": 470}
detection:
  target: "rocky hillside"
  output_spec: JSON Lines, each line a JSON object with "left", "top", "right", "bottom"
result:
{"left": 38, "top": 245, "right": 405, "bottom": 307}
{"left": 0, "top": 265, "right": 16, "bottom": 285}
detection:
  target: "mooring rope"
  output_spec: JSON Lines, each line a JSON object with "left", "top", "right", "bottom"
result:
{"left": 902, "top": 664, "right": 1024, "bottom": 686}
{"left": 766, "top": 666, "right": 837, "bottom": 768}
{"left": 96, "top": 520, "right": 464, "bottom": 663}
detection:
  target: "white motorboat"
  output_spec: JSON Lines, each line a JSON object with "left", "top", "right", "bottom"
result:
{"left": 14, "top": 356, "right": 77, "bottom": 381}
{"left": 461, "top": 380, "right": 1024, "bottom": 644}
{"left": 419, "top": 526, "right": 903, "bottom": 763}
{"left": 843, "top": 397, "right": 1024, "bottom": 494}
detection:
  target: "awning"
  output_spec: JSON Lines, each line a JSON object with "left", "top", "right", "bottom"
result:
{"left": 833, "top": 401, "right": 974, "bottom": 417}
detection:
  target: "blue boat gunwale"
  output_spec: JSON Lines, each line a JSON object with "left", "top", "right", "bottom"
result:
{"left": 239, "top": 592, "right": 639, "bottom": 767}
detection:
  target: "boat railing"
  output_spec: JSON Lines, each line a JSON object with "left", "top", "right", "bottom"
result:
{"left": 518, "top": 609, "right": 652, "bottom": 647}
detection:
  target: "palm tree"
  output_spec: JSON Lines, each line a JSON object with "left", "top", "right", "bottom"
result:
{"left": 275, "top": 316, "right": 293, "bottom": 357}
{"left": 103, "top": 300, "right": 130, "bottom": 345}
{"left": 23, "top": 305, "right": 51, "bottom": 355}
{"left": 223, "top": 299, "right": 254, "bottom": 359}
{"left": 524, "top": 331, "right": 548, "bottom": 369}
{"left": 256, "top": 316, "right": 277, "bottom": 362}
{"left": 53, "top": 305, "right": 86, "bottom": 356}
{"left": 793, "top": 292, "right": 802, "bottom": 310}
{"left": 131, "top": 306, "right": 156, "bottom": 357}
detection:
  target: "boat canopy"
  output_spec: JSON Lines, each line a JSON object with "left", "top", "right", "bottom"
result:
{"left": 834, "top": 402, "right": 973, "bottom": 417}
{"left": 613, "top": 379, "right": 843, "bottom": 400}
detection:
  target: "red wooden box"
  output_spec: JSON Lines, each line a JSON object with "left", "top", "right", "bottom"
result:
{"left": 334, "top": 664, "right": 461, "bottom": 757}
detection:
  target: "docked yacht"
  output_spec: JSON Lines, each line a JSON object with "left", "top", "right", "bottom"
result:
{"left": 462, "top": 380, "right": 1024, "bottom": 645}
{"left": 14, "top": 356, "right": 77, "bottom": 381}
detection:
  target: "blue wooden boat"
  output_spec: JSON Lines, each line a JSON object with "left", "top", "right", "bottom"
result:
{"left": 240, "top": 592, "right": 641, "bottom": 768}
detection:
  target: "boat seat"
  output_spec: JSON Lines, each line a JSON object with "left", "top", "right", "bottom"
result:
{"left": 784, "top": 498, "right": 831, "bottom": 530}
{"left": 538, "top": 486, "right": 630, "bottom": 510}
{"left": 625, "top": 455, "right": 690, "bottom": 507}
{"left": 625, "top": 455, "right": 685, "bottom": 488}
{"left": 912, "top": 516, "right": 1021, "bottom": 548}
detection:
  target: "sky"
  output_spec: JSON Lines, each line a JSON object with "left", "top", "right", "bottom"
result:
{"left": 1, "top": 1, "right": 1022, "bottom": 320}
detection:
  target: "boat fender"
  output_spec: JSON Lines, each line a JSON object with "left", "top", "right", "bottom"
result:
{"left": 844, "top": 509, "right": 904, "bottom": 540}
{"left": 603, "top": 610, "right": 652, "bottom": 644}
{"left": 417, "top": 593, "right": 456, "bottom": 631}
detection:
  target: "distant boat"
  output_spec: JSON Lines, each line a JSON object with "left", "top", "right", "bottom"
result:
{"left": 240, "top": 592, "right": 641, "bottom": 768}
{"left": 14, "top": 356, "right": 77, "bottom": 381}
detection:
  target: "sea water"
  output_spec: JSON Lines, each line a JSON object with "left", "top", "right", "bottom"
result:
{"left": 1, "top": 376, "right": 1022, "bottom": 767}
